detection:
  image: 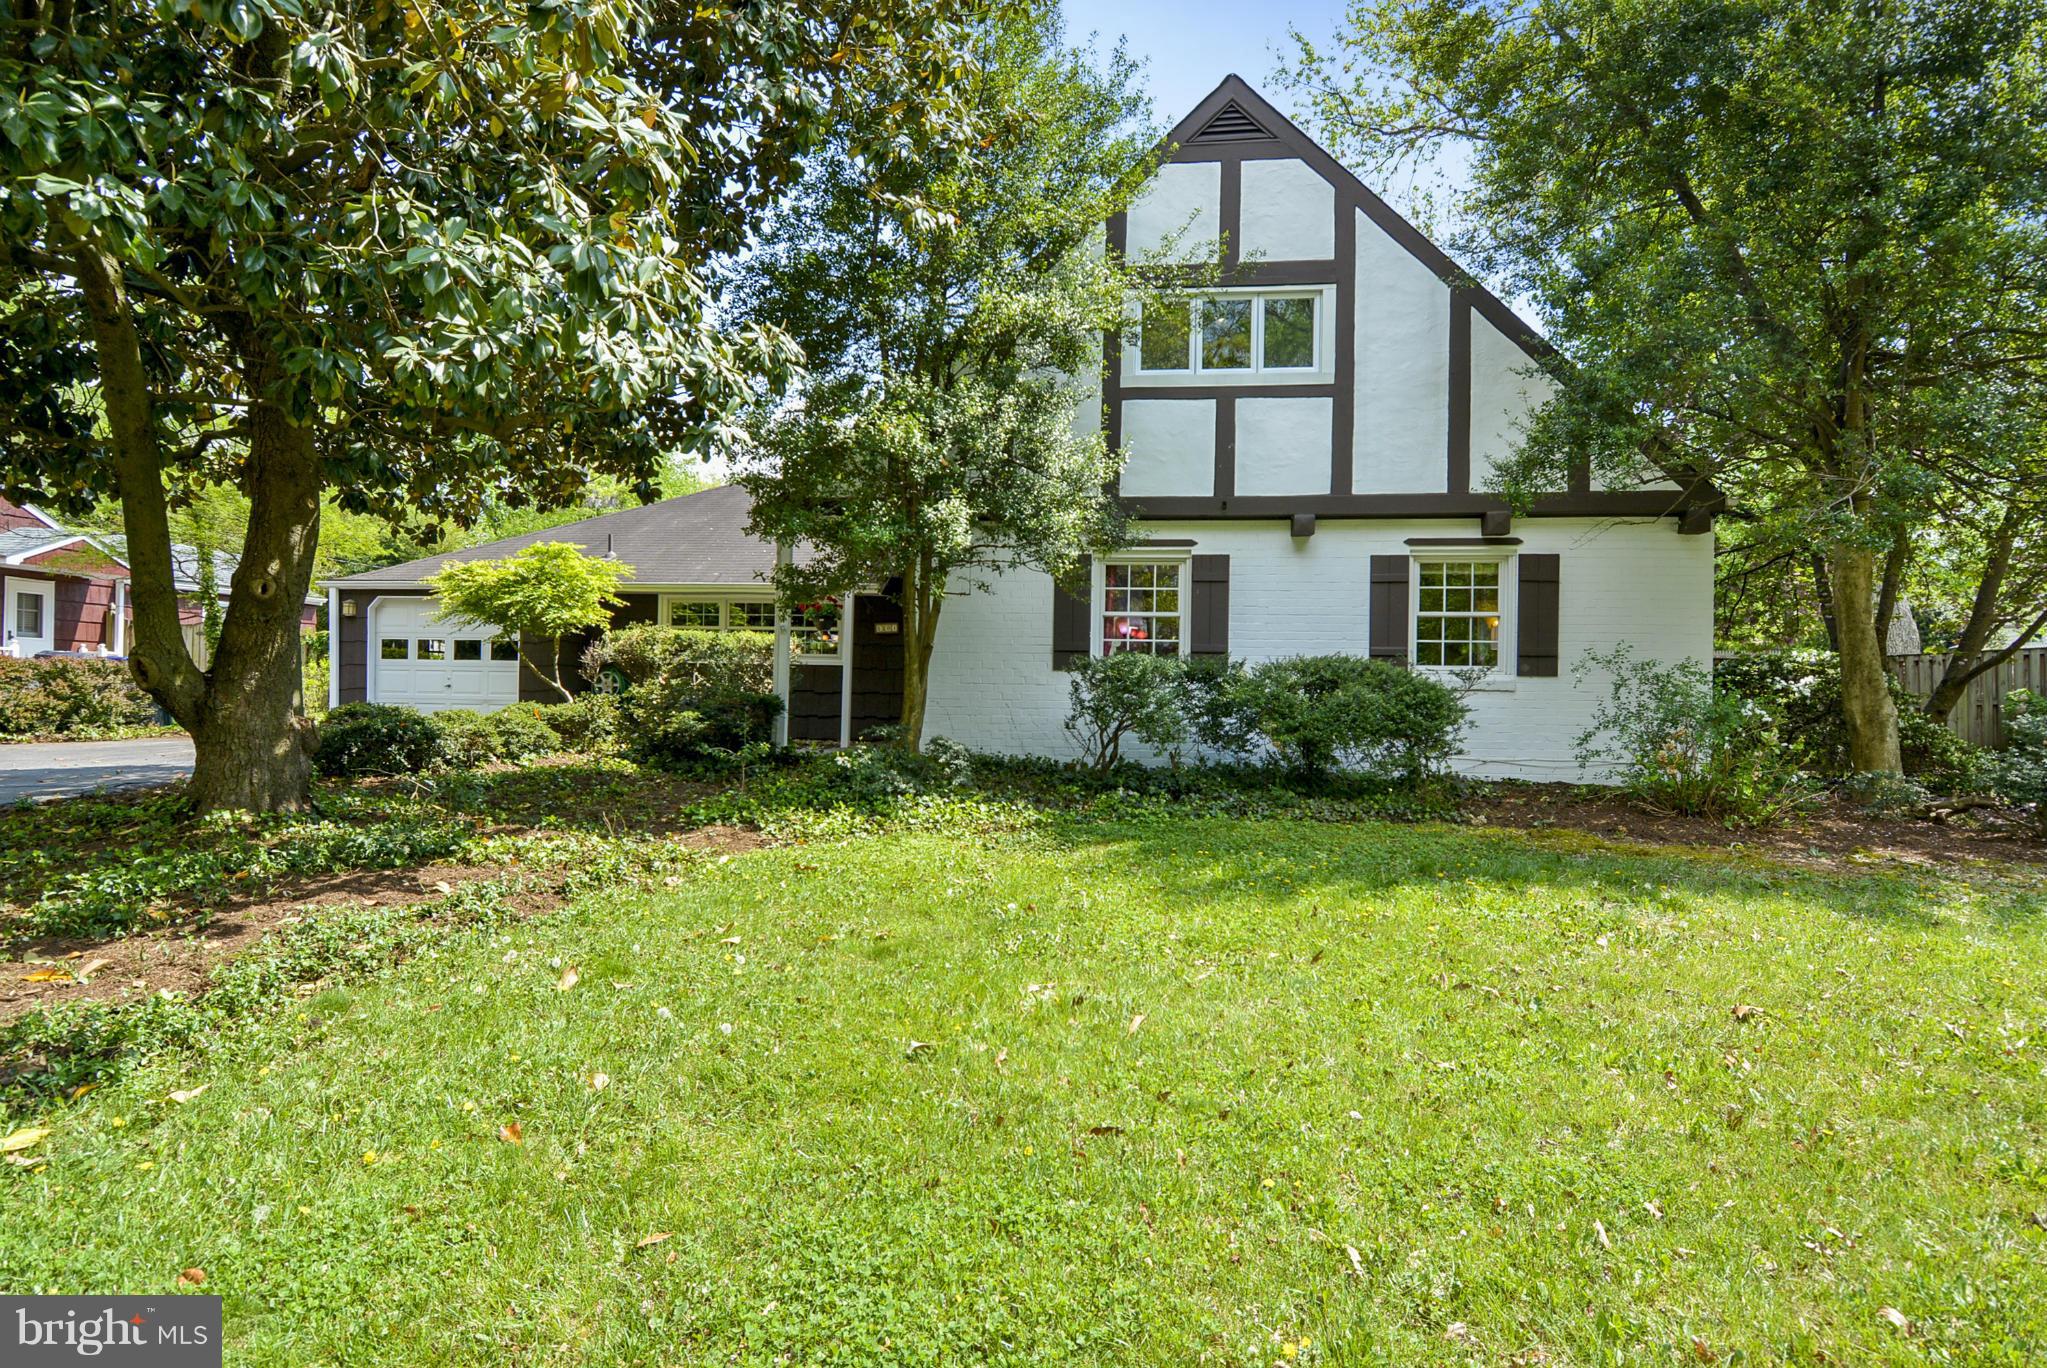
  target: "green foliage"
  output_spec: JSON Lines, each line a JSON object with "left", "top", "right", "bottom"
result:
{"left": 1063, "top": 653, "right": 1191, "bottom": 770}
{"left": 315, "top": 703, "right": 445, "bottom": 779}
{"left": 735, "top": 7, "right": 1163, "bottom": 745}
{"left": 483, "top": 703, "right": 561, "bottom": 763}
{"left": 1715, "top": 650, "right": 1982, "bottom": 785}
{"left": 1281, "top": 0, "right": 2047, "bottom": 774}
{"left": 1989, "top": 689, "right": 2047, "bottom": 815}
{"left": 534, "top": 695, "right": 621, "bottom": 754}
{"left": 1577, "top": 649, "right": 1816, "bottom": 826}
{"left": 0, "top": 657, "right": 160, "bottom": 739}
{"left": 0, "top": 0, "right": 977, "bottom": 807}
{"left": 428, "top": 543, "right": 630, "bottom": 700}
{"left": 5, "top": 822, "right": 2044, "bottom": 1359}
{"left": 619, "top": 680, "right": 782, "bottom": 770}
{"left": 582, "top": 626, "right": 773, "bottom": 694}
{"left": 1192, "top": 656, "right": 1469, "bottom": 785}
{"left": 425, "top": 710, "right": 500, "bottom": 770}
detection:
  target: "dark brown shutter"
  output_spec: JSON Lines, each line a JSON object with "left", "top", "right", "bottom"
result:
{"left": 1190, "top": 554, "right": 1229, "bottom": 657}
{"left": 1051, "top": 556, "right": 1091, "bottom": 671}
{"left": 1517, "top": 553, "right": 1560, "bottom": 676}
{"left": 1369, "top": 555, "right": 1409, "bottom": 662}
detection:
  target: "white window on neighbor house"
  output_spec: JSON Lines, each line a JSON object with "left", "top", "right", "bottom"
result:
{"left": 1136, "top": 292, "right": 1322, "bottom": 375}
{"left": 661, "top": 596, "right": 778, "bottom": 631}
{"left": 1099, "top": 559, "right": 1186, "bottom": 656}
{"left": 1414, "top": 558, "right": 1505, "bottom": 670}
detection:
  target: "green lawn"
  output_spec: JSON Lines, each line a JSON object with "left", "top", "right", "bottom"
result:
{"left": 6, "top": 817, "right": 2045, "bottom": 1364}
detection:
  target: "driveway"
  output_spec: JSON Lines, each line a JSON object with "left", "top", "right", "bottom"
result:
{"left": 0, "top": 736, "right": 194, "bottom": 804}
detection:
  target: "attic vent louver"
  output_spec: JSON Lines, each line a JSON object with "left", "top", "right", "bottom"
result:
{"left": 1188, "top": 100, "right": 1270, "bottom": 143}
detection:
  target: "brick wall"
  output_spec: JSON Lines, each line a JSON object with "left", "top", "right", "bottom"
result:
{"left": 922, "top": 517, "right": 1713, "bottom": 780}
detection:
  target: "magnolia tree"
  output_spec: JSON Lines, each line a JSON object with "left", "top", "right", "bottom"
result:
{"left": 1281, "top": 0, "right": 2047, "bottom": 772}
{"left": 428, "top": 543, "right": 630, "bottom": 701}
{"left": 0, "top": 0, "right": 976, "bottom": 810}
{"left": 733, "top": 5, "right": 1163, "bottom": 748}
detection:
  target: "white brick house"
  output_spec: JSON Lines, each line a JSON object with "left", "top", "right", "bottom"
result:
{"left": 920, "top": 76, "right": 1717, "bottom": 779}
{"left": 326, "top": 76, "right": 1717, "bottom": 779}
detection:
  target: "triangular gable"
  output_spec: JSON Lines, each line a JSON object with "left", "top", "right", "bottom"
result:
{"left": 1157, "top": 75, "right": 1552, "bottom": 367}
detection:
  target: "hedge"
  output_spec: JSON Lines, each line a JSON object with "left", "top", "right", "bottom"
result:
{"left": 0, "top": 657, "right": 161, "bottom": 739}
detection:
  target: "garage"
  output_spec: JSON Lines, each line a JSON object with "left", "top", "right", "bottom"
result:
{"left": 369, "top": 597, "right": 521, "bottom": 712}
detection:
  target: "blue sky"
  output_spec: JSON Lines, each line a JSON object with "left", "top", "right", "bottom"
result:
{"left": 1058, "top": 0, "right": 1349, "bottom": 127}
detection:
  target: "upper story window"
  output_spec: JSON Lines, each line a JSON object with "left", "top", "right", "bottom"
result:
{"left": 1137, "top": 292, "right": 1320, "bottom": 375}
{"left": 1415, "top": 559, "right": 1502, "bottom": 670}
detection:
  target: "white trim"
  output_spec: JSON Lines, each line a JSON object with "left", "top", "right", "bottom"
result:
{"left": 656, "top": 590, "right": 778, "bottom": 632}
{"left": 3, "top": 575, "right": 57, "bottom": 656}
{"left": 326, "top": 586, "right": 341, "bottom": 710}
{"left": 838, "top": 590, "right": 855, "bottom": 748}
{"left": 1091, "top": 550, "right": 1194, "bottom": 659}
{"left": 18, "top": 503, "right": 63, "bottom": 530}
{"left": 770, "top": 545, "right": 791, "bottom": 747}
{"left": 111, "top": 579, "right": 127, "bottom": 656}
{"left": 1127, "top": 285, "right": 1337, "bottom": 386}
{"left": 1408, "top": 548, "right": 1517, "bottom": 690}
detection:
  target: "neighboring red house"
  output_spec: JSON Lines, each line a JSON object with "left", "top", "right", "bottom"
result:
{"left": 0, "top": 498, "right": 318, "bottom": 661}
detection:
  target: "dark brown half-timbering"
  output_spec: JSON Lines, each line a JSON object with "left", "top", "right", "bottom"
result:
{"left": 1368, "top": 555, "right": 1409, "bottom": 662}
{"left": 1051, "top": 556, "right": 1092, "bottom": 671}
{"left": 1109, "top": 74, "right": 1722, "bottom": 528}
{"left": 1516, "top": 554, "right": 1560, "bottom": 677}
{"left": 1190, "top": 554, "right": 1230, "bottom": 656}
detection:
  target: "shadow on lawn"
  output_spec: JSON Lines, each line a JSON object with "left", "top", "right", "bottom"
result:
{"left": 1036, "top": 812, "right": 2047, "bottom": 933}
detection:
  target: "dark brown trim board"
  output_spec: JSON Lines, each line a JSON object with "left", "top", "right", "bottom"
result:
{"left": 1124, "top": 489, "right": 1708, "bottom": 520}
{"left": 1219, "top": 156, "right": 1242, "bottom": 269}
{"left": 1405, "top": 537, "right": 1522, "bottom": 547}
{"left": 1213, "top": 393, "right": 1237, "bottom": 500}
{"left": 1331, "top": 201, "right": 1357, "bottom": 497}
{"left": 1448, "top": 290, "right": 1472, "bottom": 495}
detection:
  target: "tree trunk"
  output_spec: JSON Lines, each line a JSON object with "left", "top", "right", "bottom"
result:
{"left": 1827, "top": 542, "right": 1903, "bottom": 772}
{"left": 895, "top": 554, "right": 942, "bottom": 753}
{"left": 185, "top": 357, "right": 324, "bottom": 812}
{"left": 1925, "top": 504, "right": 2018, "bottom": 722}
{"left": 1809, "top": 551, "right": 1842, "bottom": 652}
{"left": 74, "top": 237, "right": 323, "bottom": 812}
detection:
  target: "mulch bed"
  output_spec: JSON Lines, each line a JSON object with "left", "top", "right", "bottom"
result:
{"left": 1468, "top": 782, "right": 2047, "bottom": 872}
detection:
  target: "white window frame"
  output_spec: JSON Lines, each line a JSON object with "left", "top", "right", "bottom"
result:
{"left": 1409, "top": 551, "right": 1517, "bottom": 689}
{"left": 1132, "top": 287, "right": 1331, "bottom": 378}
{"left": 657, "top": 593, "right": 780, "bottom": 633}
{"left": 1092, "top": 553, "right": 1192, "bottom": 659}
{"left": 788, "top": 599, "right": 844, "bottom": 664}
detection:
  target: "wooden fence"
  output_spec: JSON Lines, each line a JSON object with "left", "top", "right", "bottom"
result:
{"left": 1889, "top": 647, "right": 2047, "bottom": 748}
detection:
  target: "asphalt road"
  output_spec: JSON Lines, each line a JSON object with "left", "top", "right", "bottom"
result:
{"left": 0, "top": 736, "right": 195, "bottom": 805}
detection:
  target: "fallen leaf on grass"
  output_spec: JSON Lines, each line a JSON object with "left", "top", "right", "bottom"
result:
{"left": 1086, "top": 1125, "right": 1125, "bottom": 1137}
{"left": 635, "top": 1232, "right": 672, "bottom": 1249}
{"left": 589, "top": 1073, "right": 610, "bottom": 1092}
{"left": 498, "top": 1122, "right": 523, "bottom": 1145}
{"left": 1344, "top": 1245, "right": 1365, "bottom": 1278}
{"left": 168, "top": 1086, "right": 208, "bottom": 1105}
{"left": 993, "top": 1047, "right": 1007, "bottom": 1072}
{"left": 556, "top": 966, "right": 580, "bottom": 992}
{"left": 1690, "top": 1338, "right": 1715, "bottom": 1362}
{"left": 76, "top": 957, "right": 110, "bottom": 983}
{"left": 20, "top": 968, "right": 70, "bottom": 983}
{"left": 1127, "top": 1013, "right": 1145, "bottom": 1037}
{"left": 1878, "top": 1307, "right": 1913, "bottom": 1335}
{"left": 1731, "top": 1004, "right": 1762, "bottom": 1022}
{"left": 1593, "top": 1219, "right": 1612, "bottom": 1250}
{"left": 177, "top": 1268, "right": 206, "bottom": 1287}
{"left": 904, "top": 1040, "right": 931, "bottom": 1058}
{"left": 1, "top": 1126, "right": 51, "bottom": 1153}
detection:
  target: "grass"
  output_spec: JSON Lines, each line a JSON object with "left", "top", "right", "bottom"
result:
{"left": 4, "top": 816, "right": 2045, "bottom": 1364}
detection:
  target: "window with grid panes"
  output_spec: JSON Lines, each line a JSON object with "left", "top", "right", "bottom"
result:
{"left": 1414, "top": 560, "right": 1502, "bottom": 669}
{"left": 1100, "top": 561, "right": 1184, "bottom": 656}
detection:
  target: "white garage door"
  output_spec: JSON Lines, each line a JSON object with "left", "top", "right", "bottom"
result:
{"left": 370, "top": 597, "right": 521, "bottom": 713}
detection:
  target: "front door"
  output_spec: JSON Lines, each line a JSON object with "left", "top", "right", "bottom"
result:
{"left": 3, "top": 576, "right": 55, "bottom": 657}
